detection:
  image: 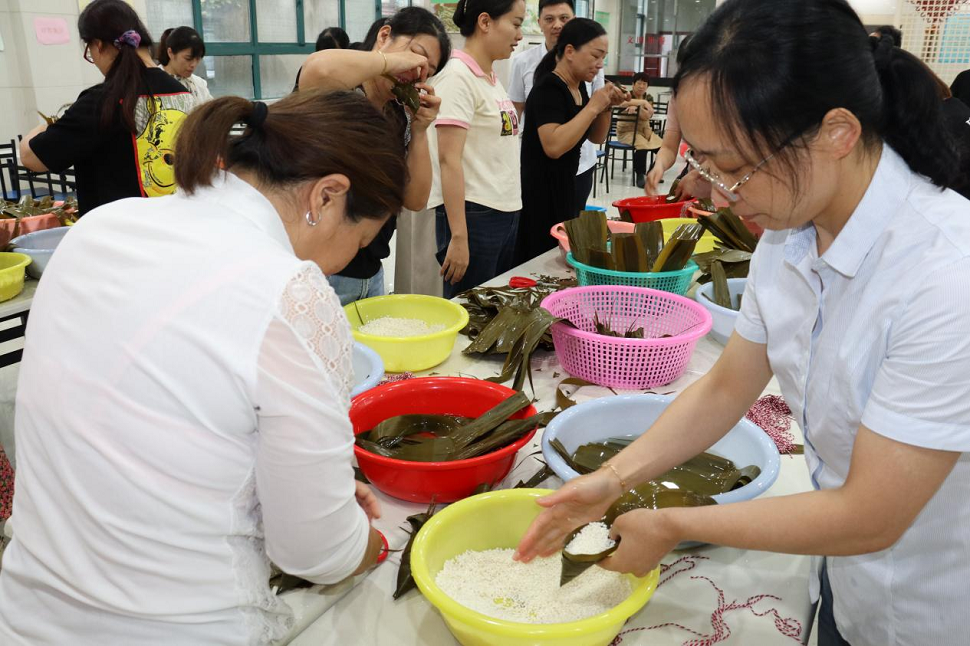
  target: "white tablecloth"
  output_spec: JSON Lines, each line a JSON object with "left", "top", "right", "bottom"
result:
{"left": 280, "top": 250, "right": 815, "bottom": 645}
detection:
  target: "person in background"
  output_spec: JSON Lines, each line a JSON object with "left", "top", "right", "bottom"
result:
{"left": 517, "top": 3, "right": 970, "bottom": 646}
{"left": 19, "top": 0, "right": 191, "bottom": 216}
{"left": 951, "top": 69, "right": 970, "bottom": 106}
{"left": 428, "top": 0, "right": 525, "bottom": 298}
{"left": 157, "top": 26, "right": 212, "bottom": 109}
{"left": 317, "top": 26, "right": 350, "bottom": 51}
{"left": 508, "top": 0, "right": 604, "bottom": 214}
{"left": 616, "top": 72, "right": 663, "bottom": 188}
{"left": 299, "top": 7, "right": 448, "bottom": 306}
{"left": 0, "top": 89, "right": 404, "bottom": 646}
{"left": 515, "top": 19, "right": 626, "bottom": 264}
{"left": 870, "top": 24, "right": 902, "bottom": 46}
{"left": 292, "top": 26, "right": 350, "bottom": 92}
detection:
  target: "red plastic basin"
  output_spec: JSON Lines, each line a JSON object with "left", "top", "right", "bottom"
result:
{"left": 612, "top": 195, "right": 694, "bottom": 222}
{"left": 350, "top": 377, "right": 538, "bottom": 503}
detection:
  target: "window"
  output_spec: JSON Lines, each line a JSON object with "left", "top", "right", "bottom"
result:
{"left": 145, "top": 0, "right": 411, "bottom": 97}
{"left": 617, "top": 0, "right": 715, "bottom": 77}
{"left": 146, "top": 0, "right": 341, "bottom": 100}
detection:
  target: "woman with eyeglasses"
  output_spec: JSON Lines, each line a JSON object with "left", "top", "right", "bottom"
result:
{"left": 516, "top": 2, "right": 970, "bottom": 645}
{"left": 19, "top": 0, "right": 191, "bottom": 216}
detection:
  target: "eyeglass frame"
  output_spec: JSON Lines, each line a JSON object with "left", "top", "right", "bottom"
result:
{"left": 683, "top": 147, "right": 776, "bottom": 202}
{"left": 83, "top": 43, "right": 94, "bottom": 64}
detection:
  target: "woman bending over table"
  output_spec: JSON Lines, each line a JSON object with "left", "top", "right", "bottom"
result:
{"left": 517, "top": 2, "right": 970, "bottom": 645}
{"left": 0, "top": 90, "right": 406, "bottom": 645}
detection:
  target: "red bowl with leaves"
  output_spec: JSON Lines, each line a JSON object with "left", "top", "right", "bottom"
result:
{"left": 350, "top": 377, "right": 538, "bottom": 503}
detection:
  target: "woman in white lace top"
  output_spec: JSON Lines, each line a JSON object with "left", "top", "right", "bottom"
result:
{"left": 0, "top": 90, "right": 407, "bottom": 645}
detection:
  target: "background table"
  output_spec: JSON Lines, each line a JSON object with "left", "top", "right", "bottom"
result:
{"left": 279, "top": 249, "right": 815, "bottom": 645}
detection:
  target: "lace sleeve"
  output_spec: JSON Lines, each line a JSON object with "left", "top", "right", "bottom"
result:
{"left": 253, "top": 264, "right": 368, "bottom": 584}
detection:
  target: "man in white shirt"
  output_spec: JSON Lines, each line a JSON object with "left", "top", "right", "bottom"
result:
{"left": 508, "top": 0, "right": 604, "bottom": 215}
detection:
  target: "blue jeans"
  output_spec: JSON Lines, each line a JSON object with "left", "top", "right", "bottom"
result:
{"left": 817, "top": 560, "right": 852, "bottom": 646}
{"left": 435, "top": 203, "right": 519, "bottom": 299}
{"left": 328, "top": 266, "right": 385, "bottom": 307}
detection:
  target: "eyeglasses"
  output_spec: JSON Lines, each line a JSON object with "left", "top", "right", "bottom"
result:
{"left": 683, "top": 147, "right": 775, "bottom": 203}
{"left": 83, "top": 44, "right": 94, "bottom": 64}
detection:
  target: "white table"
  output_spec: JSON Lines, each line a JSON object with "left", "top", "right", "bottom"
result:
{"left": 281, "top": 250, "right": 815, "bottom": 645}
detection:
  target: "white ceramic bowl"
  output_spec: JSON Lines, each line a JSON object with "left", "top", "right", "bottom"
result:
{"left": 694, "top": 277, "right": 747, "bottom": 345}
{"left": 350, "top": 342, "right": 384, "bottom": 398}
{"left": 10, "top": 227, "right": 70, "bottom": 279}
{"left": 541, "top": 393, "right": 779, "bottom": 505}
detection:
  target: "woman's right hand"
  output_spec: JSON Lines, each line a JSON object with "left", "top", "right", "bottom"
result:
{"left": 440, "top": 235, "right": 469, "bottom": 285}
{"left": 513, "top": 469, "right": 621, "bottom": 563}
{"left": 382, "top": 50, "right": 430, "bottom": 83}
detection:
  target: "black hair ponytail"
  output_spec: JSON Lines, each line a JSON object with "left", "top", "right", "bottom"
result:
{"left": 157, "top": 26, "right": 205, "bottom": 66}
{"left": 78, "top": 0, "right": 154, "bottom": 135}
{"left": 533, "top": 17, "right": 606, "bottom": 85}
{"left": 674, "top": 0, "right": 958, "bottom": 193}
{"left": 872, "top": 34, "right": 959, "bottom": 190}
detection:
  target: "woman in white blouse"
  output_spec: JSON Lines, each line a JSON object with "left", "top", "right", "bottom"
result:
{"left": 516, "top": 2, "right": 970, "bottom": 646}
{"left": 158, "top": 26, "right": 213, "bottom": 109}
{"left": 0, "top": 90, "right": 407, "bottom": 645}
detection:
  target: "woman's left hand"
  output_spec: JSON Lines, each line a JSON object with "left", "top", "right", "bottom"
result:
{"left": 355, "top": 481, "right": 382, "bottom": 521}
{"left": 410, "top": 83, "right": 441, "bottom": 132}
{"left": 598, "top": 509, "right": 681, "bottom": 577}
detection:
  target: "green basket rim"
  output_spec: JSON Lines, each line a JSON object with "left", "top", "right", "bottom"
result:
{"left": 566, "top": 253, "right": 698, "bottom": 279}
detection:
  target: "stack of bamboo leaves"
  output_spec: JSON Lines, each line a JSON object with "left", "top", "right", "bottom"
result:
{"left": 355, "top": 391, "right": 556, "bottom": 463}
{"left": 564, "top": 210, "right": 701, "bottom": 273}
{"left": 457, "top": 276, "right": 574, "bottom": 391}
{"left": 692, "top": 199, "right": 760, "bottom": 310}
{"left": 1, "top": 196, "right": 78, "bottom": 227}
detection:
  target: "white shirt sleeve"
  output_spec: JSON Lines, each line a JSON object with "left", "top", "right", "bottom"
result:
{"left": 254, "top": 265, "right": 369, "bottom": 584}
{"left": 508, "top": 54, "right": 528, "bottom": 104}
{"left": 862, "top": 256, "right": 970, "bottom": 451}
{"left": 733, "top": 243, "right": 768, "bottom": 345}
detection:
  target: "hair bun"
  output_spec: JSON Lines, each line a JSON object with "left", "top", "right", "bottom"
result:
{"left": 870, "top": 33, "right": 894, "bottom": 71}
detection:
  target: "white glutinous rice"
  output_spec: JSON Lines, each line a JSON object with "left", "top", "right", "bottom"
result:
{"left": 565, "top": 522, "right": 616, "bottom": 555}
{"left": 358, "top": 316, "right": 446, "bottom": 337}
{"left": 434, "top": 548, "right": 633, "bottom": 623}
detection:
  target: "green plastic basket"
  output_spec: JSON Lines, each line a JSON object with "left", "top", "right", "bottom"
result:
{"left": 566, "top": 253, "right": 697, "bottom": 295}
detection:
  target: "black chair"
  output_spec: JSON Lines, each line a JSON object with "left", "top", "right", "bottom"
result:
{"left": 0, "top": 159, "right": 21, "bottom": 202}
{"left": 603, "top": 108, "right": 640, "bottom": 187}
{"left": 13, "top": 165, "right": 57, "bottom": 200}
{"left": 0, "top": 139, "right": 16, "bottom": 163}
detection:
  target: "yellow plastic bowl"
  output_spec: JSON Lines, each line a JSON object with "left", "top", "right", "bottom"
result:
{"left": 0, "top": 253, "right": 32, "bottom": 302}
{"left": 411, "top": 489, "right": 660, "bottom": 646}
{"left": 662, "top": 218, "right": 718, "bottom": 254}
{"left": 344, "top": 294, "right": 469, "bottom": 373}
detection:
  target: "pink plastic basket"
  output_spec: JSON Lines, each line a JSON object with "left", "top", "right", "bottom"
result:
{"left": 541, "top": 285, "right": 713, "bottom": 389}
